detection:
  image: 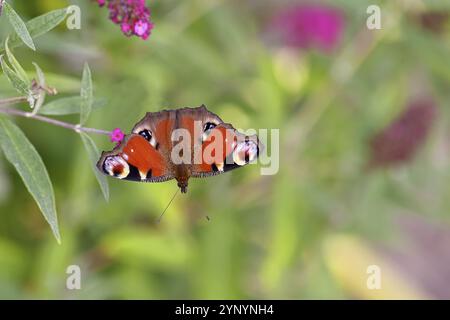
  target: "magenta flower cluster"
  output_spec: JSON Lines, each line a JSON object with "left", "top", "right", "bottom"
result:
{"left": 270, "top": 4, "right": 344, "bottom": 53}
{"left": 96, "top": 0, "right": 154, "bottom": 40}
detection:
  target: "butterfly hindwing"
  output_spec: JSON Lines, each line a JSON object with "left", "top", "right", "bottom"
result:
{"left": 97, "top": 134, "right": 173, "bottom": 182}
{"left": 191, "top": 123, "right": 261, "bottom": 178}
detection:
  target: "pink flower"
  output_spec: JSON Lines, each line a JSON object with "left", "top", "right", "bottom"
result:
{"left": 270, "top": 4, "right": 344, "bottom": 53}
{"left": 121, "top": 23, "right": 131, "bottom": 33}
{"left": 134, "top": 20, "right": 149, "bottom": 37}
{"left": 110, "top": 128, "right": 125, "bottom": 143}
{"left": 94, "top": 0, "right": 154, "bottom": 40}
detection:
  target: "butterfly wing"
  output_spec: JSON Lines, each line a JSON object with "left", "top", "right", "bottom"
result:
{"left": 97, "top": 133, "right": 173, "bottom": 182}
{"left": 191, "top": 122, "right": 262, "bottom": 178}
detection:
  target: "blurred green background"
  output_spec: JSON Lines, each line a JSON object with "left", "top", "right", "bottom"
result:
{"left": 1, "top": 0, "right": 450, "bottom": 299}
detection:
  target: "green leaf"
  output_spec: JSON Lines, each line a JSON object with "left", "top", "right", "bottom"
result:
{"left": 39, "top": 96, "right": 107, "bottom": 115}
{"left": 5, "top": 37, "right": 29, "bottom": 83}
{"left": 32, "top": 61, "right": 45, "bottom": 85}
{"left": 79, "top": 62, "right": 93, "bottom": 125}
{"left": 3, "top": 2, "right": 36, "bottom": 51}
{"left": 31, "top": 62, "right": 46, "bottom": 114}
{"left": 0, "top": 54, "right": 30, "bottom": 96}
{"left": 79, "top": 132, "right": 109, "bottom": 201}
{"left": 0, "top": 7, "right": 68, "bottom": 51}
{"left": 0, "top": 117, "right": 60, "bottom": 243}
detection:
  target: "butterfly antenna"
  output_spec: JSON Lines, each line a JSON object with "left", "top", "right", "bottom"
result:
{"left": 156, "top": 188, "right": 179, "bottom": 223}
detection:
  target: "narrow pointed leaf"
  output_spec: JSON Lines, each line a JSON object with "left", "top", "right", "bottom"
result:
{"left": 79, "top": 132, "right": 109, "bottom": 201}
{"left": 31, "top": 62, "right": 46, "bottom": 114}
{"left": 0, "top": 54, "right": 30, "bottom": 96}
{"left": 32, "top": 62, "right": 45, "bottom": 85}
{"left": 39, "top": 96, "right": 107, "bottom": 116}
{"left": 3, "top": 2, "right": 36, "bottom": 50}
{"left": 0, "top": 117, "right": 60, "bottom": 243}
{"left": 5, "top": 37, "right": 29, "bottom": 83}
{"left": 0, "top": 8, "right": 69, "bottom": 51}
{"left": 79, "top": 63, "right": 93, "bottom": 125}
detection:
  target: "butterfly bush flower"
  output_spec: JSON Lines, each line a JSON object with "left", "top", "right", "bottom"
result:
{"left": 368, "top": 98, "right": 436, "bottom": 168}
{"left": 110, "top": 128, "right": 125, "bottom": 143}
{"left": 269, "top": 4, "right": 344, "bottom": 53}
{"left": 95, "top": 0, "right": 154, "bottom": 40}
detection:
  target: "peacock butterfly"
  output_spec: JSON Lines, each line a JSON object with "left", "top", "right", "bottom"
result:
{"left": 97, "top": 105, "right": 263, "bottom": 193}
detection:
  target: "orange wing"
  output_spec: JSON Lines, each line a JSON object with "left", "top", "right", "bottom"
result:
{"left": 97, "top": 134, "right": 172, "bottom": 182}
{"left": 192, "top": 124, "right": 262, "bottom": 177}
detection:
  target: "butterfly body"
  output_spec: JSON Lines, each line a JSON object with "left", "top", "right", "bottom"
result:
{"left": 97, "top": 105, "right": 262, "bottom": 193}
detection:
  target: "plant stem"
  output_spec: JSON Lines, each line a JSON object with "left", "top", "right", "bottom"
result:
{"left": 0, "top": 107, "right": 111, "bottom": 136}
{"left": 0, "top": 96, "right": 28, "bottom": 106}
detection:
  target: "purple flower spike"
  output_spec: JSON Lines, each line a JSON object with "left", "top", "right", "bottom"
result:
{"left": 270, "top": 4, "right": 344, "bottom": 53}
{"left": 94, "top": 0, "right": 154, "bottom": 40}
